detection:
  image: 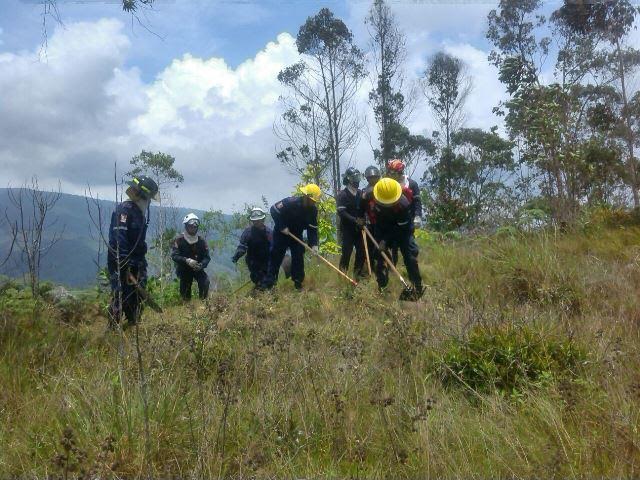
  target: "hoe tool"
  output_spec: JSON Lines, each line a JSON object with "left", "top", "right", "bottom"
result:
{"left": 286, "top": 231, "right": 358, "bottom": 287}
{"left": 127, "top": 272, "right": 163, "bottom": 313}
{"left": 231, "top": 279, "right": 253, "bottom": 295}
{"left": 362, "top": 227, "right": 424, "bottom": 301}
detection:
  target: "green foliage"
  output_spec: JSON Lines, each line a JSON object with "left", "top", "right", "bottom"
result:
{"left": 579, "top": 204, "right": 640, "bottom": 231}
{"left": 438, "top": 325, "right": 587, "bottom": 396}
{"left": 295, "top": 168, "right": 339, "bottom": 254}
{"left": 200, "top": 208, "right": 247, "bottom": 251}
{"left": 121, "top": 0, "right": 154, "bottom": 12}
{"left": 488, "top": 0, "right": 640, "bottom": 220}
{"left": 425, "top": 194, "right": 469, "bottom": 232}
{"left": 128, "top": 150, "right": 184, "bottom": 192}
{"left": 146, "top": 276, "right": 182, "bottom": 307}
{"left": 5, "top": 226, "right": 640, "bottom": 477}
{"left": 0, "top": 283, "right": 36, "bottom": 316}
{"left": 516, "top": 207, "right": 549, "bottom": 231}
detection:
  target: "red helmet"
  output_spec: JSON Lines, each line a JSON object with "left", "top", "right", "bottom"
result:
{"left": 387, "top": 159, "right": 405, "bottom": 174}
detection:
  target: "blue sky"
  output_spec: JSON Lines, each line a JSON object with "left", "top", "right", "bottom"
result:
{"left": 0, "top": 0, "right": 521, "bottom": 210}
{"left": 2, "top": 0, "right": 354, "bottom": 79}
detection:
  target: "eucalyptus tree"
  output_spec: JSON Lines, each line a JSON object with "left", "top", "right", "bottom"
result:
{"left": 278, "top": 8, "right": 366, "bottom": 196}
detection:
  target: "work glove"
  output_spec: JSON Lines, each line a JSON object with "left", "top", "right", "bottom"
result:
{"left": 311, "top": 245, "right": 319, "bottom": 254}
{"left": 414, "top": 216, "right": 423, "bottom": 228}
{"left": 280, "top": 227, "right": 290, "bottom": 236}
{"left": 193, "top": 263, "right": 203, "bottom": 272}
{"left": 356, "top": 218, "right": 365, "bottom": 228}
{"left": 186, "top": 258, "right": 199, "bottom": 270}
{"left": 378, "top": 240, "right": 387, "bottom": 252}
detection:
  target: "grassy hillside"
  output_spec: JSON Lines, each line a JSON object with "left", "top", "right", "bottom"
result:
{"left": 2, "top": 222, "right": 640, "bottom": 478}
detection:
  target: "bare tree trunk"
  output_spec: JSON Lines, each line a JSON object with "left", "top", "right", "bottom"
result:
{"left": 7, "top": 178, "right": 63, "bottom": 298}
{"left": 616, "top": 38, "right": 640, "bottom": 208}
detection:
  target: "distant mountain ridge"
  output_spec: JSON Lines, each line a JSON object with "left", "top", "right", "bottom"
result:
{"left": 0, "top": 189, "right": 237, "bottom": 287}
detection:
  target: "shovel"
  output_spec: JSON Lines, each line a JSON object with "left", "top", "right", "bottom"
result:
{"left": 286, "top": 231, "right": 358, "bottom": 287}
{"left": 362, "top": 227, "right": 424, "bottom": 301}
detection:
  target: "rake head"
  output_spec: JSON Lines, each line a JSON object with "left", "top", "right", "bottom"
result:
{"left": 399, "top": 285, "right": 425, "bottom": 302}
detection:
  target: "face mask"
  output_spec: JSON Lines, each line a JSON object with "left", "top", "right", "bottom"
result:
{"left": 134, "top": 197, "right": 151, "bottom": 217}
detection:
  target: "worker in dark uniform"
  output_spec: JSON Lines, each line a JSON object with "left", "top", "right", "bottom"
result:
{"left": 171, "top": 213, "right": 211, "bottom": 301}
{"left": 263, "top": 184, "right": 321, "bottom": 290}
{"left": 232, "top": 207, "right": 272, "bottom": 288}
{"left": 107, "top": 175, "right": 159, "bottom": 328}
{"left": 372, "top": 177, "right": 423, "bottom": 294}
{"left": 386, "top": 159, "right": 422, "bottom": 263}
{"left": 337, "top": 167, "right": 366, "bottom": 279}
{"left": 362, "top": 165, "right": 381, "bottom": 273}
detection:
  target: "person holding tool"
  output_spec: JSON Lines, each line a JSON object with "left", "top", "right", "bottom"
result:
{"left": 368, "top": 177, "right": 424, "bottom": 300}
{"left": 336, "top": 167, "right": 366, "bottom": 279}
{"left": 262, "top": 184, "right": 321, "bottom": 290}
{"left": 107, "top": 175, "right": 159, "bottom": 328}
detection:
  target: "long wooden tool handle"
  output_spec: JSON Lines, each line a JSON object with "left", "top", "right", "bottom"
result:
{"left": 287, "top": 232, "right": 358, "bottom": 286}
{"left": 362, "top": 227, "right": 410, "bottom": 289}
{"left": 362, "top": 228, "right": 372, "bottom": 276}
{"left": 232, "top": 279, "right": 253, "bottom": 295}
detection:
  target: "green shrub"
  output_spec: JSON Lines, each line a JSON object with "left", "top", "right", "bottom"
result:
{"left": 146, "top": 277, "right": 183, "bottom": 307}
{"left": 38, "top": 281, "right": 55, "bottom": 297}
{"left": 437, "top": 325, "right": 587, "bottom": 396}
{"left": 580, "top": 205, "right": 640, "bottom": 231}
{"left": 0, "top": 278, "right": 23, "bottom": 295}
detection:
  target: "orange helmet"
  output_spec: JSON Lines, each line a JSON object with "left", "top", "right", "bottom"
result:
{"left": 387, "top": 159, "right": 405, "bottom": 174}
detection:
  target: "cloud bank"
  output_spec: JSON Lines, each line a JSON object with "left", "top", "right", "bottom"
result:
{"left": 0, "top": 8, "right": 507, "bottom": 211}
{"left": 0, "top": 20, "right": 300, "bottom": 210}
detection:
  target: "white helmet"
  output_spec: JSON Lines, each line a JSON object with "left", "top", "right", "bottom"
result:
{"left": 249, "top": 207, "right": 266, "bottom": 221}
{"left": 183, "top": 213, "right": 200, "bottom": 225}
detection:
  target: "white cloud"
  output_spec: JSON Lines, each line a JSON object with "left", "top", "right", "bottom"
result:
{"left": 0, "top": 21, "right": 300, "bottom": 211}
{"left": 0, "top": 19, "right": 144, "bottom": 187}
{"left": 442, "top": 42, "right": 507, "bottom": 131}
{"left": 128, "top": 32, "right": 300, "bottom": 209}
{"left": 0, "top": 8, "right": 510, "bottom": 212}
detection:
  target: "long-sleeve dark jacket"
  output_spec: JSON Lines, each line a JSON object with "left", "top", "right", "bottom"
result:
{"left": 171, "top": 234, "right": 211, "bottom": 275}
{"left": 270, "top": 196, "right": 319, "bottom": 247}
{"left": 373, "top": 194, "right": 413, "bottom": 243}
{"left": 336, "top": 187, "right": 364, "bottom": 231}
{"left": 402, "top": 178, "right": 422, "bottom": 219}
{"left": 232, "top": 225, "right": 272, "bottom": 268}
{"left": 108, "top": 200, "right": 147, "bottom": 273}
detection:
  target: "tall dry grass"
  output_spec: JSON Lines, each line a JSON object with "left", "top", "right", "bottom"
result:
{"left": 2, "top": 225, "right": 640, "bottom": 478}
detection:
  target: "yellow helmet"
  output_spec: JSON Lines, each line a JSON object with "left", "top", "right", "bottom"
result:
{"left": 300, "top": 183, "right": 322, "bottom": 202}
{"left": 374, "top": 177, "right": 402, "bottom": 205}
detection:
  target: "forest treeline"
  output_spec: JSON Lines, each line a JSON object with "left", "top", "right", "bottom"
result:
{"left": 275, "top": 0, "right": 640, "bottom": 233}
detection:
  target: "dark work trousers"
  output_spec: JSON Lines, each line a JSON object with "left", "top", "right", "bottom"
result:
{"left": 248, "top": 261, "right": 268, "bottom": 287}
{"left": 179, "top": 269, "right": 210, "bottom": 300}
{"left": 264, "top": 230, "right": 306, "bottom": 287}
{"left": 376, "top": 232, "right": 422, "bottom": 289}
{"left": 339, "top": 226, "right": 366, "bottom": 278}
{"left": 108, "top": 267, "right": 145, "bottom": 326}
{"left": 391, "top": 232, "right": 419, "bottom": 265}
